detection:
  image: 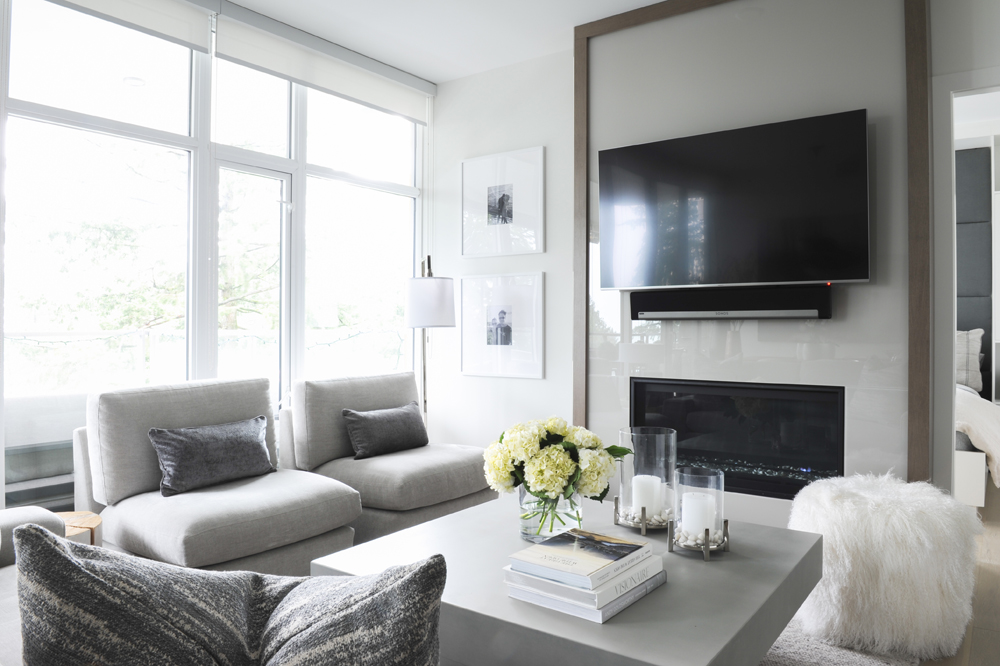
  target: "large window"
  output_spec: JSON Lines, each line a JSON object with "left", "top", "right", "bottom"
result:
{"left": 1, "top": 0, "right": 420, "bottom": 509}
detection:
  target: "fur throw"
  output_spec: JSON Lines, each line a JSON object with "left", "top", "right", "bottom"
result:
{"left": 788, "top": 474, "right": 981, "bottom": 661}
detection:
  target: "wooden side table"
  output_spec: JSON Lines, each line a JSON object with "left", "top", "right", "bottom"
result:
{"left": 56, "top": 511, "right": 103, "bottom": 547}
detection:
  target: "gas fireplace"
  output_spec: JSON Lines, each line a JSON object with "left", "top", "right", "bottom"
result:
{"left": 630, "top": 378, "right": 845, "bottom": 500}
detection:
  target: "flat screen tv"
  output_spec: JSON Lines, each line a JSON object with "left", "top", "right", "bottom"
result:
{"left": 598, "top": 110, "right": 870, "bottom": 290}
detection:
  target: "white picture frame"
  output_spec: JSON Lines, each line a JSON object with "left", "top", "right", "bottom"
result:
{"left": 461, "top": 147, "right": 544, "bottom": 257}
{"left": 461, "top": 273, "right": 544, "bottom": 378}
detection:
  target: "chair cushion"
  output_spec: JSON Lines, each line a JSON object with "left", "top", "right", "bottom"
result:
{"left": 343, "top": 400, "right": 428, "bottom": 460}
{"left": 0, "top": 564, "right": 20, "bottom": 666}
{"left": 148, "top": 415, "right": 274, "bottom": 496}
{"left": 100, "top": 469, "right": 361, "bottom": 568}
{"left": 87, "top": 378, "right": 276, "bottom": 506}
{"left": 291, "top": 373, "right": 418, "bottom": 470}
{"left": 1, "top": 506, "right": 64, "bottom": 567}
{"left": 313, "top": 443, "right": 489, "bottom": 511}
{"left": 14, "top": 524, "right": 445, "bottom": 666}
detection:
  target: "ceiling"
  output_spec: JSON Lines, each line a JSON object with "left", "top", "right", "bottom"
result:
{"left": 231, "top": 0, "right": 662, "bottom": 84}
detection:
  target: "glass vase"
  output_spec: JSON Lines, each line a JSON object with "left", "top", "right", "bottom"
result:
{"left": 617, "top": 427, "right": 676, "bottom": 528}
{"left": 518, "top": 486, "right": 582, "bottom": 543}
{"left": 674, "top": 466, "right": 726, "bottom": 549}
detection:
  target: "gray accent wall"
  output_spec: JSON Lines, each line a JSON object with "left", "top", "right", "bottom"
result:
{"left": 955, "top": 147, "right": 993, "bottom": 401}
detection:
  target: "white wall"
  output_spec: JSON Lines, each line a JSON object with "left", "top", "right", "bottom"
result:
{"left": 587, "top": 0, "right": 909, "bottom": 527}
{"left": 428, "top": 50, "right": 574, "bottom": 448}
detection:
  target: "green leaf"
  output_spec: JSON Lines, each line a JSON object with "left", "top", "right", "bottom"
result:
{"left": 563, "top": 467, "right": 582, "bottom": 499}
{"left": 605, "top": 445, "right": 633, "bottom": 460}
{"left": 498, "top": 432, "right": 505, "bottom": 444}
{"left": 587, "top": 485, "right": 611, "bottom": 503}
{"left": 555, "top": 441, "right": 580, "bottom": 464}
{"left": 539, "top": 432, "right": 564, "bottom": 449}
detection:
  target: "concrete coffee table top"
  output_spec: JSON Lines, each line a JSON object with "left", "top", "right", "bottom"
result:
{"left": 312, "top": 493, "right": 822, "bottom": 666}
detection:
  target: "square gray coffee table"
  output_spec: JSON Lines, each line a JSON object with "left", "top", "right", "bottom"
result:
{"left": 312, "top": 494, "right": 822, "bottom": 666}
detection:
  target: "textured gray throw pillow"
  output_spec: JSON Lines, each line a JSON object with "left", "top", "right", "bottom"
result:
{"left": 956, "top": 329, "right": 985, "bottom": 392}
{"left": 342, "top": 400, "right": 429, "bottom": 460}
{"left": 148, "top": 415, "right": 274, "bottom": 496}
{"left": 15, "top": 524, "right": 447, "bottom": 666}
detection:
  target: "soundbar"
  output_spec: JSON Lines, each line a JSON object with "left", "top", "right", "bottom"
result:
{"left": 630, "top": 284, "right": 832, "bottom": 321}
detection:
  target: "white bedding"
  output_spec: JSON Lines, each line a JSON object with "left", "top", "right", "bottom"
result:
{"left": 954, "top": 384, "right": 1000, "bottom": 488}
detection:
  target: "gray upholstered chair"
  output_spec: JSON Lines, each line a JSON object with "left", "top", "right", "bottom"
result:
{"left": 278, "top": 372, "right": 495, "bottom": 544}
{"left": 0, "top": 506, "right": 65, "bottom": 666}
{"left": 73, "top": 378, "right": 362, "bottom": 575}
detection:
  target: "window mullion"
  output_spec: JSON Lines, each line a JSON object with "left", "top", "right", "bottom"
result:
{"left": 189, "top": 48, "right": 217, "bottom": 380}
{"left": 287, "top": 83, "right": 308, "bottom": 396}
{"left": 1, "top": 0, "right": 12, "bottom": 510}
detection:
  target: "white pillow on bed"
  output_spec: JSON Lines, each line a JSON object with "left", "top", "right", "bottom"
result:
{"left": 956, "top": 329, "right": 985, "bottom": 392}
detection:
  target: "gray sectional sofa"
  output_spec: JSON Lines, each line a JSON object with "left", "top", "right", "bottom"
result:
{"left": 1, "top": 506, "right": 65, "bottom": 666}
{"left": 279, "top": 372, "right": 495, "bottom": 543}
{"left": 73, "top": 378, "right": 362, "bottom": 575}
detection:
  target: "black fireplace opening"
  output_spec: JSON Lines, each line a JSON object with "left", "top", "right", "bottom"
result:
{"left": 631, "top": 377, "right": 845, "bottom": 500}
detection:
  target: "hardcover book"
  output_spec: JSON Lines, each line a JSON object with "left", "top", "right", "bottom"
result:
{"left": 508, "top": 529, "right": 652, "bottom": 589}
{"left": 503, "top": 555, "right": 664, "bottom": 609}
{"left": 508, "top": 570, "right": 667, "bottom": 623}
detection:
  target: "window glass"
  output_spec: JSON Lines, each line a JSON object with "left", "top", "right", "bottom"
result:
{"left": 217, "top": 168, "right": 283, "bottom": 404}
{"left": 307, "top": 88, "right": 414, "bottom": 185}
{"left": 3, "top": 118, "right": 188, "bottom": 507}
{"left": 214, "top": 59, "right": 290, "bottom": 157}
{"left": 305, "top": 177, "right": 413, "bottom": 378}
{"left": 8, "top": 0, "right": 191, "bottom": 134}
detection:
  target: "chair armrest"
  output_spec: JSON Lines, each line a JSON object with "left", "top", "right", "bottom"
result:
{"left": 0, "top": 507, "right": 65, "bottom": 567}
{"left": 278, "top": 408, "right": 298, "bottom": 470}
{"left": 73, "top": 426, "right": 106, "bottom": 514}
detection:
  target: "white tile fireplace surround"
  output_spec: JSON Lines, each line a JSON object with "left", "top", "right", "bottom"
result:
{"left": 584, "top": 0, "right": 909, "bottom": 528}
{"left": 588, "top": 302, "right": 907, "bottom": 529}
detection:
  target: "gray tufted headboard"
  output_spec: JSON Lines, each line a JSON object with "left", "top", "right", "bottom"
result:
{"left": 956, "top": 147, "right": 993, "bottom": 401}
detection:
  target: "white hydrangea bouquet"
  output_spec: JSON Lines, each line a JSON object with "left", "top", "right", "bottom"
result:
{"left": 483, "top": 417, "right": 632, "bottom": 537}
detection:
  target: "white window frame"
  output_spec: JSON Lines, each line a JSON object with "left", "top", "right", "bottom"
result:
{"left": 0, "top": 0, "right": 424, "bottom": 508}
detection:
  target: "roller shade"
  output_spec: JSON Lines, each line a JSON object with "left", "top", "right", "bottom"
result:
{"left": 216, "top": 14, "right": 430, "bottom": 124}
{"left": 51, "top": 0, "right": 212, "bottom": 52}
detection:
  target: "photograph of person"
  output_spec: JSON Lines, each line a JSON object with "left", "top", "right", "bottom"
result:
{"left": 487, "top": 183, "right": 513, "bottom": 225}
{"left": 486, "top": 306, "right": 512, "bottom": 345}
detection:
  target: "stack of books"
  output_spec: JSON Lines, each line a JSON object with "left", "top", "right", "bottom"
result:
{"left": 505, "top": 528, "right": 666, "bottom": 623}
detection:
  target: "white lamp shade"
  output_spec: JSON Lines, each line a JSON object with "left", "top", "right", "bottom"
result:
{"left": 405, "top": 277, "right": 455, "bottom": 328}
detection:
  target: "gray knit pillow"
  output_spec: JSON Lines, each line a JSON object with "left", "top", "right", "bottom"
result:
{"left": 148, "top": 415, "right": 274, "bottom": 496}
{"left": 15, "top": 524, "right": 447, "bottom": 666}
{"left": 342, "top": 401, "right": 429, "bottom": 459}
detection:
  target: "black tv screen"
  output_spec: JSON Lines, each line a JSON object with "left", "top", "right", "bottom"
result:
{"left": 598, "top": 110, "right": 870, "bottom": 289}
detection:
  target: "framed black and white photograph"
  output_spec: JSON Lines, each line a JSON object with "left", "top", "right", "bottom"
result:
{"left": 462, "top": 273, "right": 543, "bottom": 378}
{"left": 462, "top": 147, "right": 543, "bottom": 256}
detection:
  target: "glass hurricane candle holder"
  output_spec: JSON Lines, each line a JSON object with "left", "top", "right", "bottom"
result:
{"left": 615, "top": 427, "right": 676, "bottom": 535}
{"left": 671, "top": 466, "right": 728, "bottom": 560}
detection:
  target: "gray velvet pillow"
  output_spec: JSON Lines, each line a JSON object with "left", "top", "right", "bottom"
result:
{"left": 342, "top": 401, "right": 428, "bottom": 460}
{"left": 148, "top": 415, "right": 274, "bottom": 496}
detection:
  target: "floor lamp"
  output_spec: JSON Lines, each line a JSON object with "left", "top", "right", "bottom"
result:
{"left": 405, "top": 256, "right": 455, "bottom": 416}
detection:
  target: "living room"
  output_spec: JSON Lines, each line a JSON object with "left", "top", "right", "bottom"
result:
{"left": 2, "top": 1, "right": 999, "bottom": 665}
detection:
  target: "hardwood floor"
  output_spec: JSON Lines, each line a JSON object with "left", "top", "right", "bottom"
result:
{"left": 924, "top": 478, "right": 1000, "bottom": 666}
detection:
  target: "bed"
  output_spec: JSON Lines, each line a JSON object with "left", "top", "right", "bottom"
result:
{"left": 954, "top": 383, "right": 998, "bottom": 507}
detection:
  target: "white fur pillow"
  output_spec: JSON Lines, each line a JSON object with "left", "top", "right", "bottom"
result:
{"left": 788, "top": 474, "right": 981, "bottom": 661}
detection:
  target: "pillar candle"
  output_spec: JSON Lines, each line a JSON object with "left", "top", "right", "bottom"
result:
{"left": 682, "top": 491, "right": 716, "bottom": 536}
{"left": 631, "top": 475, "right": 663, "bottom": 516}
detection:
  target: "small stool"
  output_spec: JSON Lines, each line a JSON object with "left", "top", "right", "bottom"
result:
{"left": 56, "top": 511, "right": 102, "bottom": 547}
{"left": 786, "top": 474, "right": 980, "bottom": 662}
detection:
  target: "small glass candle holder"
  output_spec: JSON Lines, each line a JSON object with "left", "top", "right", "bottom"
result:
{"left": 672, "top": 467, "right": 728, "bottom": 558}
{"left": 615, "top": 427, "right": 676, "bottom": 534}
